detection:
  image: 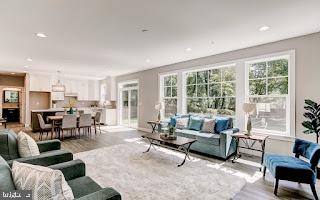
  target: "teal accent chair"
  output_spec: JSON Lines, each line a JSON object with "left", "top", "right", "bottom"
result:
{"left": 263, "top": 139, "right": 320, "bottom": 200}
{"left": 0, "top": 129, "right": 73, "bottom": 166}
{"left": 0, "top": 156, "right": 121, "bottom": 200}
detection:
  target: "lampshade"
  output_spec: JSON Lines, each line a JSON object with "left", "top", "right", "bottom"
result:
{"left": 155, "top": 102, "right": 164, "bottom": 110}
{"left": 243, "top": 103, "right": 256, "bottom": 114}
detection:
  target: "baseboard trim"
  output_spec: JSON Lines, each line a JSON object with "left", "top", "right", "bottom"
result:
{"left": 138, "top": 127, "right": 152, "bottom": 133}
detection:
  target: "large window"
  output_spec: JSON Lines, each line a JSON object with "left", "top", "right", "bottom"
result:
{"left": 246, "top": 56, "right": 290, "bottom": 134}
{"left": 185, "top": 66, "right": 236, "bottom": 116}
{"left": 162, "top": 74, "right": 178, "bottom": 118}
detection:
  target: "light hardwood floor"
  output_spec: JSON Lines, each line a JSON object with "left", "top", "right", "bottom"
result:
{"left": 4, "top": 123, "right": 319, "bottom": 200}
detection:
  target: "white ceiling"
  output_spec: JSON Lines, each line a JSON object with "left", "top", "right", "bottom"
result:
{"left": 0, "top": 0, "right": 319, "bottom": 79}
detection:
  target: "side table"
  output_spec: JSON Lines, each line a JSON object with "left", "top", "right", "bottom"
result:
{"left": 231, "top": 133, "right": 268, "bottom": 170}
{"left": 147, "top": 121, "right": 162, "bottom": 133}
{"left": 0, "top": 118, "right": 7, "bottom": 128}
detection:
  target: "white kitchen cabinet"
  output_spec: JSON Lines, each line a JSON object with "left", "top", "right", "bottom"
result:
{"left": 29, "top": 74, "right": 52, "bottom": 92}
{"left": 100, "top": 108, "right": 117, "bottom": 125}
{"left": 88, "top": 80, "right": 100, "bottom": 101}
{"left": 51, "top": 92, "right": 64, "bottom": 101}
{"left": 77, "top": 80, "right": 88, "bottom": 100}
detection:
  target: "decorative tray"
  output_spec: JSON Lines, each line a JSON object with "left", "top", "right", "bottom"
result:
{"left": 160, "top": 134, "right": 177, "bottom": 140}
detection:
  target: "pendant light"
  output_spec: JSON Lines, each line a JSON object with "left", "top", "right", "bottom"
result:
{"left": 52, "top": 71, "right": 65, "bottom": 92}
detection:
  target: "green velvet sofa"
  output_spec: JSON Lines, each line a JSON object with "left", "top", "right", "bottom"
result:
{"left": 0, "top": 129, "right": 73, "bottom": 166}
{"left": 163, "top": 115, "right": 239, "bottom": 160}
{"left": 0, "top": 156, "right": 121, "bottom": 200}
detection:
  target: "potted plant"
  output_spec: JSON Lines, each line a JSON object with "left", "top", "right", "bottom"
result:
{"left": 302, "top": 99, "right": 320, "bottom": 143}
{"left": 302, "top": 99, "right": 320, "bottom": 178}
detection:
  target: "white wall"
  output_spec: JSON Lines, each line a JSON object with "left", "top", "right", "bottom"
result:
{"left": 116, "top": 32, "right": 320, "bottom": 155}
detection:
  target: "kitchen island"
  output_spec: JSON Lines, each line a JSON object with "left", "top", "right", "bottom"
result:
{"left": 31, "top": 108, "right": 65, "bottom": 132}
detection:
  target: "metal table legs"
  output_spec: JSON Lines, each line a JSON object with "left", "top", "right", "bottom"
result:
{"left": 143, "top": 138, "right": 193, "bottom": 167}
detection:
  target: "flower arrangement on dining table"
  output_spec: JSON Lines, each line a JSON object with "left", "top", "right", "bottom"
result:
{"left": 66, "top": 99, "right": 77, "bottom": 114}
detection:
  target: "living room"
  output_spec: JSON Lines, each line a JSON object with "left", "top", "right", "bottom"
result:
{"left": 0, "top": 1, "right": 320, "bottom": 200}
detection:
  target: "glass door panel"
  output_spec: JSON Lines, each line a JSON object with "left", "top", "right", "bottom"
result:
{"left": 121, "top": 90, "right": 129, "bottom": 126}
{"left": 129, "top": 89, "right": 138, "bottom": 128}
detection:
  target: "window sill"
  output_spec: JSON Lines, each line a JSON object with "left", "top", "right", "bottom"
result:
{"left": 252, "top": 131, "right": 295, "bottom": 142}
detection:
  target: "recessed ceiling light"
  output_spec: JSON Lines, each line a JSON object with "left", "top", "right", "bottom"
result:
{"left": 186, "top": 48, "right": 192, "bottom": 51}
{"left": 10, "top": 72, "right": 15, "bottom": 75}
{"left": 24, "top": 65, "right": 29, "bottom": 68}
{"left": 146, "top": 59, "right": 151, "bottom": 63}
{"left": 259, "top": 26, "right": 270, "bottom": 31}
{"left": 36, "top": 33, "right": 47, "bottom": 38}
{"left": 27, "top": 58, "right": 33, "bottom": 62}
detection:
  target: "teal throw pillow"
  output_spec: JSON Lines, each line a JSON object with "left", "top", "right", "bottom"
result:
{"left": 188, "top": 116, "right": 204, "bottom": 131}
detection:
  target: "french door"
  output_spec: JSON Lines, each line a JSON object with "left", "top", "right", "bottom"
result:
{"left": 119, "top": 82, "right": 138, "bottom": 128}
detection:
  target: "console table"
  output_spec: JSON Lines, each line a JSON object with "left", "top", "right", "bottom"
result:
{"left": 231, "top": 133, "right": 268, "bottom": 170}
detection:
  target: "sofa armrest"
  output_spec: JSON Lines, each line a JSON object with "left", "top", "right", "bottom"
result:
{"left": 76, "top": 187, "right": 121, "bottom": 200}
{"left": 7, "top": 150, "right": 73, "bottom": 167}
{"left": 37, "top": 139, "right": 61, "bottom": 153}
{"left": 220, "top": 128, "right": 239, "bottom": 135}
{"left": 219, "top": 128, "right": 239, "bottom": 159}
{"left": 49, "top": 159, "right": 85, "bottom": 181}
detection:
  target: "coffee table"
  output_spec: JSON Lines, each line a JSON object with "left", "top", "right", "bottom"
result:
{"left": 142, "top": 133, "right": 197, "bottom": 167}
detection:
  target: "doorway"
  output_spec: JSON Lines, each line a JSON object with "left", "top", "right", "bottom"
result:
{"left": 119, "top": 81, "right": 139, "bottom": 128}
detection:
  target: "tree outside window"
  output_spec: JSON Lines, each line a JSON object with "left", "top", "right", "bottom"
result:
{"left": 163, "top": 74, "right": 177, "bottom": 118}
{"left": 247, "top": 58, "right": 289, "bottom": 133}
{"left": 185, "top": 66, "right": 236, "bottom": 116}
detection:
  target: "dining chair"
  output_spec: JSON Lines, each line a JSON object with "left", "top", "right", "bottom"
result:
{"left": 78, "top": 114, "right": 92, "bottom": 137}
{"left": 94, "top": 111, "right": 102, "bottom": 134}
{"left": 37, "top": 114, "right": 52, "bottom": 140}
{"left": 60, "top": 114, "right": 77, "bottom": 140}
{"left": 78, "top": 110, "right": 84, "bottom": 115}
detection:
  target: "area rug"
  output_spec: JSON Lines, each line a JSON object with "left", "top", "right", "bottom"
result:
{"left": 74, "top": 139, "right": 246, "bottom": 200}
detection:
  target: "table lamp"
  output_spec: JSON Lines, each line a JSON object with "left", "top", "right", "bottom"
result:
{"left": 155, "top": 102, "right": 164, "bottom": 121}
{"left": 243, "top": 103, "right": 256, "bottom": 136}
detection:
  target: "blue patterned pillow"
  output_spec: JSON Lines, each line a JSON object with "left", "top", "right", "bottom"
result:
{"left": 215, "top": 117, "right": 230, "bottom": 133}
{"left": 188, "top": 116, "right": 204, "bottom": 131}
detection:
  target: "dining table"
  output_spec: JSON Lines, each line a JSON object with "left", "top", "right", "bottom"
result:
{"left": 47, "top": 115, "right": 96, "bottom": 139}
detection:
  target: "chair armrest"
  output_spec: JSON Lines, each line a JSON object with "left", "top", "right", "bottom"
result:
{"left": 7, "top": 150, "right": 73, "bottom": 167}
{"left": 76, "top": 187, "right": 121, "bottom": 200}
{"left": 49, "top": 159, "right": 85, "bottom": 181}
{"left": 37, "top": 139, "right": 61, "bottom": 153}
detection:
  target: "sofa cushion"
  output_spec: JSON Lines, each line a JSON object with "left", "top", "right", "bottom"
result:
{"left": 215, "top": 117, "right": 230, "bottom": 133}
{"left": 176, "top": 129, "right": 220, "bottom": 146}
{"left": 0, "top": 156, "right": 16, "bottom": 191}
{"left": 264, "top": 153, "right": 316, "bottom": 184}
{"left": 12, "top": 161, "right": 74, "bottom": 200}
{"left": 0, "top": 129, "right": 19, "bottom": 160}
{"left": 201, "top": 118, "right": 215, "bottom": 133}
{"left": 176, "top": 118, "right": 189, "bottom": 129}
{"left": 67, "top": 176, "right": 102, "bottom": 199}
{"left": 17, "top": 131, "right": 40, "bottom": 158}
{"left": 188, "top": 116, "right": 204, "bottom": 131}
{"left": 170, "top": 114, "right": 190, "bottom": 126}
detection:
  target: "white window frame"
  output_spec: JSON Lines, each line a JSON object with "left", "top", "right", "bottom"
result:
{"left": 244, "top": 51, "right": 295, "bottom": 137}
{"left": 159, "top": 73, "right": 178, "bottom": 118}
{"left": 182, "top": 64, "right": 237, "bottom": 116}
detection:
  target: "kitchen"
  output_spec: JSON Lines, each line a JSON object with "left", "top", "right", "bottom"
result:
{"left": 0, "top": 72, "right": 117, "bottom": 130}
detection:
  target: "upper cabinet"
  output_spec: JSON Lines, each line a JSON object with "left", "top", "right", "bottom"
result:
{"left": 29, "top": 73, "right": 100, "bottom": 101}
{"left": 88, "top": 80, "right": 100, "bottom": 101}
{"left": 29, "top": 74, "right": 52, "bottom": 92}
